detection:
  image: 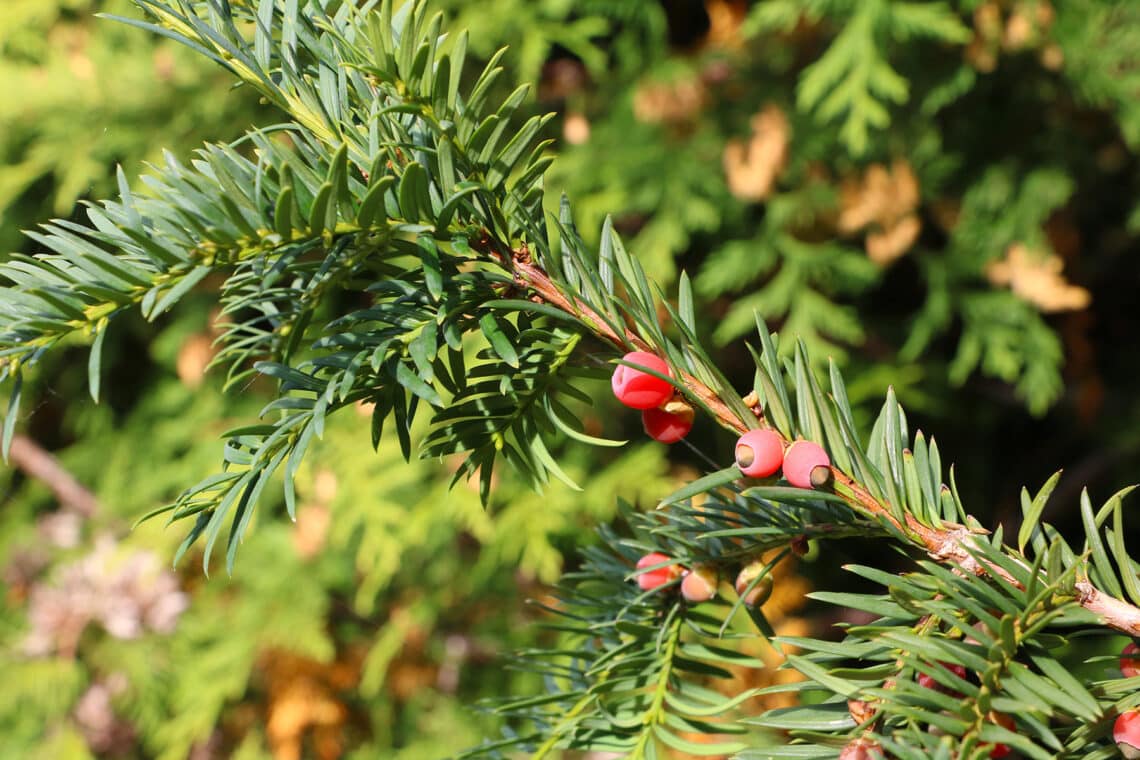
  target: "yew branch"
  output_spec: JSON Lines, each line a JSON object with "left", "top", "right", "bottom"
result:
{"left": 508, "top": 248, "right": 1140, "bottom": 637}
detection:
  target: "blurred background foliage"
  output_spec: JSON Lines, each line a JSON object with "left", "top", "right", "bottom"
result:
{"left": 2, "top": 0, "right": 1139, "bottom": 757}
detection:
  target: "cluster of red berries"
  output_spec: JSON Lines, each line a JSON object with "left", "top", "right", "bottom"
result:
{"left": 634, "top": 553, "right": 714, "bottom": 603}
{"left": 1116, "top": 643, "right": 1140, "bottom": 758}
{"left": 735, "top": 429, "right": 830, "bottom": 488}
{"left": 635, "top": 553, "right": 774, "bottom": 607}
{"left": 611, "top": 351, "right": 694, "bottom": 443}
{"left": 611, "top": 352, "right": 833, "bottom": 490}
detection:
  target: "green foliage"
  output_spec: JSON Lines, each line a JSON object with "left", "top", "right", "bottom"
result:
{"left": 0, "top": 0, "right": 262, "bottom": 254}
{"left": 783, "top": 0, "right": 970, "bottom": 156}
{"left": 0, "top": 4, "right": 677, "bottom": 756}
{"left": 1053, "top": 1, "right": 1140, "bottom": 149}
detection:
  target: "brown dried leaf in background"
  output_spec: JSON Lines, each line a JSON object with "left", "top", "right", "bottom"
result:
{"left": 74, "top": 674, "right": 135, "bottom": 755}
{"left": 633, "top": 75, "right": 707, "bottom": 125}
{"left": 967, "top": 1, "right": 1057, "bottom": 70}
{"left": 563, "top": 112, "right": 591, "bottom": 145}
{"left": 985, "top": 243, "right": 1091, "bottom": 312}
{"left": 838, "top": 161, "right": 919, "bottom": 234}
{"left": 177, "top": 334, "right": 216, "bottom": 389}
{"left": 838, "top": 160, "right": 922, "bottom": 264}
{"left": 311, "top": 468, "right": 338, "bottom": 504}
{"left": 723, "top": 105, "right": 790, "bottom": 202}
{"left": 703, "top": 0, "right": 747, "bottom": 50}
{"left": 261, "top": 649, "right": 361, "bottom": 760}
{"left": 23, "top": 537, "right": 188, "bottom": 657}
{"left": 1003, "top": 1, "right": 1055, "bottom": 51}
{"left": 967, "top": 2, "right": 1003, "bottom": 72}
{"left": 539, "top": 58, "right": 588, "bottom": 102}
{"left": 293, "top": 504, "right": 331, "bottom": 560}
{"left": 866, "top": 213, "right": 922, "bottom": 265}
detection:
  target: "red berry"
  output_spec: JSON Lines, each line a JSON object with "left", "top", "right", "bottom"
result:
{"left": 1117, "top": 709, "right": 1140, "bottom": 759}
{"left": 642, "top": 406, "right": 693, "bottom": 443}
{"left": 735, "top": 429, "right": 784, "bottom": 478}
{"left": 611, "top": 351, "right": 672, "bottom": 409}
{"left": 984, "top": 712, "right": 1015, "bottom": 759}
{"left": 680, "top": 566, "right": 717, "bottom": 603}
{"left": 916, "top": 661, "right": 968, "bottom": 696}
{"left": 783, "top": 440, "right": 831, "bottom": 488}
{"left": 734, "top": 561, "right": 773, "bottom": 607}
{"left": 635, "top": 552, "right": 680, "bottom": 592}
{"left": 1122, "top": 642, "right": 1140, "bottom": 678}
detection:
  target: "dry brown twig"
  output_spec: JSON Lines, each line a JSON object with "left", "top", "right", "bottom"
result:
{"left": 6, "top": 434, "right": 99, "bottom": 517}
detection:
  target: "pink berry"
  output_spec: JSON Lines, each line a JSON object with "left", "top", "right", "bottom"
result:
{"left": 611, "top": 351, "right": 672, "bottom": 409}
{"left": 783, "top": 440, "right": 831, "bottom": 488}
{"left": 735, "top": 429, "right": 784, "bottom": 478}
{"left": 1122, "top": 643, "right": 1140, "bottom": 678}
{"left": 642, "top": 406, "right": 693, "bottom": 443}
{"left": 680, "top": 566, "right": 717, "bottom": 603}
{"left": 734, "top": 561, "right": 773, "bottom": 607}
{"left": 1118, "top": 710, "right": 1140, "bottom": 759}
{"left": 917, "top": 661, "right": 968, "bottom": 696}
{"left": 636, "top": 552, "right": 680, "bottom": 592}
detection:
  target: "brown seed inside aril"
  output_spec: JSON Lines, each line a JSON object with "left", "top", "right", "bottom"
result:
{"left": 809, "top": 465, "right": 833, "bottom": 487}
{"left": 735, "top": 443, "right": 754, "bottom": 468}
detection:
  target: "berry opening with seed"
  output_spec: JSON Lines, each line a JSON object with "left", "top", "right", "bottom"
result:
{"left": 735, "top": 429, "right": 784, "bottom": 478}
{"left": 783, "top": 440, "right": 831, "bottom": 489}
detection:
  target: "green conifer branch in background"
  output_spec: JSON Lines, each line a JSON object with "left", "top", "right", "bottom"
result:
{"left": 3, "top": 1, "right": 1140, "bottom": 757}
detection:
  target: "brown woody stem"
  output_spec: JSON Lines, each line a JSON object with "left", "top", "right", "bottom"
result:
{"left": 1076, "top": 581, "right": 1140, "bottom": 635}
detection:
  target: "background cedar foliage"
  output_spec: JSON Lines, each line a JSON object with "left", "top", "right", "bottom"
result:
{"left": 0, "top": 1, "right": 1138, "bottom": 759}
{"left": 0, "top": 0, "right": 268, "bottom": 254}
